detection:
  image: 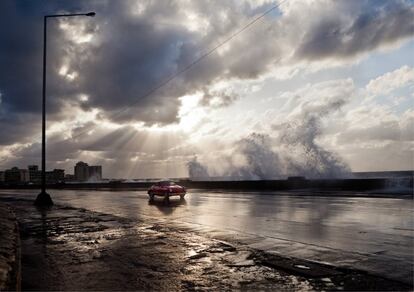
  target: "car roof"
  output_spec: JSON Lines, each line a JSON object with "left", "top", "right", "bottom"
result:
{"left": 157, "top": 180, "right": 176, "bottom": 184}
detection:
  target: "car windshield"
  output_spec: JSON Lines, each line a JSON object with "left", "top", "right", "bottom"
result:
{"left": 158, "top": 181, "right": 175, "bottom": 186}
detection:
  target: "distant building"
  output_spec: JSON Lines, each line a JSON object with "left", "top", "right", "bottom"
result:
{"left": 28, "top": 165, "right": 38, "bottom": 172}
{"left": 27, "top": 165, "right": 64, "bottom": 184}
{"left": 28, "top": 165, "right": 41, "bottom": 184}
{"left": 0, "top": 171, "right": 4, "bottom": 182}
{"left": 64, "top": 174, "right": 76, "bottom": 182}
{"left": 48, "top": 169, "right": 65, "bottom": 183}
{"left": 74, "top": 161, "right": 102, "bottom": 181}
{"left": 4, "top": 167, "right": 30, "bottom": 184}
{"left": 88, "top": 165, "right": 102, "bottom": 181}
{"left": 74, "top": 161, "right": 89, "bottom": 181}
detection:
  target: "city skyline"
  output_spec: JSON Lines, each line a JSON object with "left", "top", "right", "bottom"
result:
{"left": 0, "top": 160, "right": 103, "bottom": 184}
{"left": 0, "top": 0, "right": 413, "bottom": 179}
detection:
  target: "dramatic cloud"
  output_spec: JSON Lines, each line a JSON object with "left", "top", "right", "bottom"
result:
{"left": 1, "top": 0, "right": 413, "bottom": 177}
{"left": 292, "top": 0, "right": 414, "bottom": 61}
{"left": 2, "top": 0, "right": 413, "bottom": 126}
{"left": 0, "top": 113, "right": 40, "bottom": 145}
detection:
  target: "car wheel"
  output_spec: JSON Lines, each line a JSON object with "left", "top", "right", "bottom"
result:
{"left": 164, "top": 195, "right": 170, "bottom": 203}
{"left": 149, "top": 194, "right": 155, "bottom": 201}
{"left": 180, "top": 194, "right": 185, "bottom": 200}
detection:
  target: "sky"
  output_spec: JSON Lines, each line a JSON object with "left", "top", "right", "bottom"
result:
{"left": 0, "top": 0, "right": 413, "bottom": 179}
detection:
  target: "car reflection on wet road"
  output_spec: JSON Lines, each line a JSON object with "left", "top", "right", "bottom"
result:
{"left": 0, "top": 189, "right": 412, "bottom": 283}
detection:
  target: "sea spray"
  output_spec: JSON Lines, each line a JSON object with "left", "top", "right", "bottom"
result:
{"left": 277, "top": 98, "right": 351, "bottom": 178}
{"left": 187, "top": 156, "right": 210, "bottom": 179}
{"left": 188, "top": 84, "right": 352, "bottom": 180}
{"left": 226, "top": 133, "right": 283, "bottom": 179}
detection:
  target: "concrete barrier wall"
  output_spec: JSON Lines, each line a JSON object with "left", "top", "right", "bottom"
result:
{"left": 0, "top": 204, "right": 21, "bottom": 291}
{"left": 0, "top": 177, "right": 412, "bottom": 192}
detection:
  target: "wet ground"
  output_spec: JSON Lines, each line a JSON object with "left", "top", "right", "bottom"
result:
{"left": 0, "top": 189, "right": 412, "bottom": 289}
{"left": 3, "top": 198, "right": 411, "bottom": 291}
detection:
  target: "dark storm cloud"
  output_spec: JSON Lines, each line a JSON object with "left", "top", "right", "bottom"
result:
{"left": 1, "top": 0, "right": 414, "bottom": 156}
{"left": 0, "top": 1, "right": 42, "bottom": 114}
{"left": 0, "top": 0, "right": 95, "bottom": 149}
{"left": 0, "top": 0, "right": 231, "bottom": 128}
{"left": 295, "top": 0, "right": 414, "bottom": 60}
{"left": 0, "top": 0, "right": 91, "bottom": 114}
{"left": 72, "top": 5, "right": 192, "bottom": 124}
{"left": 0, "top": 112, "right": 40, "bottom": 145}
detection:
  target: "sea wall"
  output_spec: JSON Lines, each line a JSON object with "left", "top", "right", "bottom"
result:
{"left": 0, "top": 204, "right": 21, "bottom": 291}
{"left": 2, "top": 177, "right": 412, "bottom": 192}
{"left": 0, "top": 177, "right": 413, "bottom": 193}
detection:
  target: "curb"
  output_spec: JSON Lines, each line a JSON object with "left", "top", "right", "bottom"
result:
{"left": 0, "top": 204, "right": 21, "bottom": 291}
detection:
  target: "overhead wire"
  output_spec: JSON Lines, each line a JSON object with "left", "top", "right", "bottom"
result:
{"left": 2, "top": 2, "right": 412, "bottom": 166}
{"left": 0, "top": 0, "right": 290, "bottom": 166}
{"left": 59, "top": 0, "right": 290, "bottom": 142}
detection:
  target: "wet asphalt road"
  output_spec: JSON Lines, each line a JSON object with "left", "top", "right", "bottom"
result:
{"left": 0, "top": 189, "right": 413, "bottom": 283}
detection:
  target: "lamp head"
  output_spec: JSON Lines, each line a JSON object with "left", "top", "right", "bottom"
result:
{"left": 86, "top": 12, "right": 96, "bottom": 17}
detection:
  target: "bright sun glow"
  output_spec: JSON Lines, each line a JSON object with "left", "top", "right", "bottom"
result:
{"left": 184, "top": 11, "right": 209, "bottom": 34}
{"left": 78, "top": 94, "right": 89, "bottom": 102}
{"left": 135, "top": 93, "right": 207, "bottom": 133}
{"left": 59, "top": 21, "right": 94, "bottom": 44}
{"left": 176, "top": 94, "right": 206, "bottom": 132}
{"left": 59, "top": 63, "right": 79, "bottom": 81}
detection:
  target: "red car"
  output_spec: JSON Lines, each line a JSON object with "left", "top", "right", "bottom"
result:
{"left": 147, "top": 181, "right": 186, "bottom": 201}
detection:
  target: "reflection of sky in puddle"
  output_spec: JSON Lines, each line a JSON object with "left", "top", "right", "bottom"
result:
{"left": 0, "top": 189, "right": 412, "bottom": 258}
{"left": 187, "top": 249, "right": 197, "bottom": 257}
{"left": 1, "top": 190, "right": 412, "bottom": 230}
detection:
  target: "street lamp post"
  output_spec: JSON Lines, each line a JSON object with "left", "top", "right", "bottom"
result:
{"left": 35, "top": 12, "right": 95, "bottom": 206}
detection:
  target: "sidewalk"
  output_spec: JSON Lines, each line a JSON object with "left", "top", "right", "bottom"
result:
{"left": 2, "top": 198, "right": 412, "bottom": 291}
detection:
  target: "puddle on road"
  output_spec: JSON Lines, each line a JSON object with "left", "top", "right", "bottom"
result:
{"left": 6, "top": 198, "right": 411, "bottom": 291}
{"left": 294, "top": 264, "right": 310, "bottom": 270}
